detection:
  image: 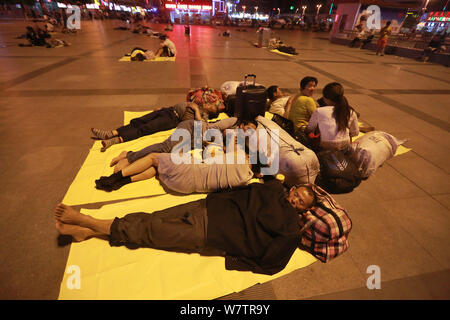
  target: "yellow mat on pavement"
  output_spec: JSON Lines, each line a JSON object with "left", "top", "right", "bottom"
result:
{"left": 270, "top": 49, "right": 297, "bottom": 57}
{"left": 119, "top": 56, "right": 176, "bottom": 62}
{"left": 63, "top": 111, "right": 409, "bottom": 206}
{"left": 62, "top": 111, "right": 229, "bottom": 206}
{"left": 58, "top": 194, "right": 317, "bottom": 300}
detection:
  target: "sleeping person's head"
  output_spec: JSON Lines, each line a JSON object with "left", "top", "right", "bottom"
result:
{"left": 287, "top": 185, "right": 317, "bottom": 212}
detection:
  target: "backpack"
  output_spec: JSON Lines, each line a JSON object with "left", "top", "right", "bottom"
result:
{"left": 299, "top": 184, "right": 352, "bottom": 262}
{"left": 315, "top": 149, "right": 362, "bottom": 194}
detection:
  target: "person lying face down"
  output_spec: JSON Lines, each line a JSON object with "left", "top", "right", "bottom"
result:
{"left": 91, "top": 102, "right": 218, "bottom": 152}
{"left": 95, "top": 120, "right": 260, "bottom": 193}
{"left": 54, "top": 179, "right": 316, "bottom": 275}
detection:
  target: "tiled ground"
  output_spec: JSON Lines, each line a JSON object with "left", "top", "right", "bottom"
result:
{"left": 0, "top": 19, "right": 449, "bottom": 300}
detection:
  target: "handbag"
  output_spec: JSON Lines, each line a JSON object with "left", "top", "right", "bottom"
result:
{"left": 298, "top": 184, "right": 352, "bottom": 262}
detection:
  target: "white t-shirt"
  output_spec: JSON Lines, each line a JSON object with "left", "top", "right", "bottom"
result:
{"left": 269, "top": 96, "right": 290, "bottom": 116}
{"left": 306, "top": 106, "right": 359, "bottom": 150}
{"left": 162, "top": 39, "right": 177, "bottom": 55}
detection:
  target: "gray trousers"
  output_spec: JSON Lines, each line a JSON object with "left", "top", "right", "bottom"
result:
{"left": 109, "top": 199, "right": 208, "bottom": 253}
{"left": 126, "top": 119, "right": 204, "bottom": 164}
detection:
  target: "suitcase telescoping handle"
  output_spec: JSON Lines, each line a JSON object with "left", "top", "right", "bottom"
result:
{"left": 244, "top": 74, "right": 256, "bottom": 86}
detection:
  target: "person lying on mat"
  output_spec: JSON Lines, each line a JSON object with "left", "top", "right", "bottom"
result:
{"left": 109, "top": 114, "right": 320, "bottom": 188}
{"left": 304, "top": 82, "right": 359, "bottom": 152}
{"left": 95, "top": 121, "right": 259, "bottom": 193}
{"left": 155, "top": 34, "right": 177, "bottom": 58}
{"left": 91, "top": 102, "right": 218, "bottom": 152}
{"left": 124, "top": 47, "right": 155, "bottom": 61}
{"left": 54, "top": 179, "right": 316, "bottom": 275}
{"left": 108, "top": 117, "right": 242, "bottom": 170}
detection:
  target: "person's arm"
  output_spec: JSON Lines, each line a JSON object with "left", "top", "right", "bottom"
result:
{"left": 349, "top": 111, "right": 359, "bottom": 139}
{"left": 187, "top": 103, "right": 202, "bottom": 121}
{"left": 304, "top": 109, "right": 318, "bottom": 134}
{"left": 207, "top": 117, "right": 238, "bottom": 131}
{"left": 283, "top": 94, "right": 297, "bottom": 118}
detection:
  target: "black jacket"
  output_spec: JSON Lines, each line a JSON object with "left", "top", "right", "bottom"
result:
{"left": 206, "top": 179, "right": 300, "bottom": 275}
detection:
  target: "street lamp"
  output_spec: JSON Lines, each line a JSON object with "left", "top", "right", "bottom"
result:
{"left": 421, "top": 0, "right": 430, "bottom": 11}
{"left": 316, "top": 4, "right": 322, "bottom": 16}
{"left": 242, "top": 5, "right": 246, "bottom": 14}
{"left": 302, "top": 5, "right": 307, "bottom": 16}
{"left": 277, "top": 7, "right": 280, "bottom": 15}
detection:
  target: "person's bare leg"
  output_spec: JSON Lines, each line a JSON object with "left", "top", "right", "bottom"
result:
{"left": 54, "top": 203, "right": 113, "bottom": 235}
{"left": 130, "top": 167, "right": 157, "bottom": 182}
{"left": 121, "top": 153, "right": 157, "bottom": 177}
{"left": 55, "top": 221, "right": 99, "bottom": 242}
{"left": 113, "top": 158, "right": 130, "bottom": 173}
{"left": 110, "top": 151, "right": 128, "bottom": 167}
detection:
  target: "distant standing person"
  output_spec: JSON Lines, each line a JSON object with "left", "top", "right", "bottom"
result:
{"left": 155, "top": 34, "right": 177, "bottom": 57}
{"left": 376, "top": 21, "right": 392, "bottom": 56}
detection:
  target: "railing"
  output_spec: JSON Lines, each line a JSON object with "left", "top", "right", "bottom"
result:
{"left": 335, "top": 29, "right": 450, "bottom": 53}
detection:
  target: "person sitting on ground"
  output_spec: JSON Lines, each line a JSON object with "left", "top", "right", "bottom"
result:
{"left": 54, "top": 179, "right": 317, "bottom": 275}
{"left": 91, "top": 102, "right": 217, "bottom": 152}
{"left": 266, "top": 85, "right": 295, "bottom": 117}
{"left": 284, "top": 76, "right": 318, "bottom": 134}
{"left": 95, "top": 120, "right": 259, "bottom": 193}
{"left": 305, "top": 82, "right": 359, "bottom": 152}
{"left": 155, "top": 34, "right": 177, "bottom": 57}
{"left": 19, "top": 26, "right": 52, "bottom": 47}
{"left": 418, "top": 33, "right": 447, "bottom": 62}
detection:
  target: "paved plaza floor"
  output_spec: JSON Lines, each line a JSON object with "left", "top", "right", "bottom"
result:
{"left": 0, "top": 19, "right": 449, "bottom": 300}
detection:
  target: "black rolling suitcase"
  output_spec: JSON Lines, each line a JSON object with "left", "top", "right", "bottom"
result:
{"left": 235, "top": 74, "right": 267, "bottom": 121}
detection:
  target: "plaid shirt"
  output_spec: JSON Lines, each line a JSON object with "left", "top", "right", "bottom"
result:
{"left": 299, "top": 184, "right": 352, "bottom": 262}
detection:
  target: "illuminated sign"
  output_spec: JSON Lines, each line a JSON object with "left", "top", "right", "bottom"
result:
{"left": 165, "top": 4, "right": 212, "bottom": 10}
{"left": 426, "top": 11, "right": 450, "bottom": 22}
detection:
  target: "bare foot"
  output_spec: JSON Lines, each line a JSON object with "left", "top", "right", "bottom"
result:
{"left": 113, "top": 158, "right": 130, "bottom": 173}
{"left": 110, "top": 151, "right": 128, "bottom": 167}
{"left": 54, "top": 203, "right": 85, "bottom": 225}
{"left": 55, "top": 221, "right": 93, "bottom": 242}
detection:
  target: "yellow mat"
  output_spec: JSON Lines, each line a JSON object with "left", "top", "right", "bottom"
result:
{"left": 119, "top": 56, "right": 176, "bottom": 62}
{"left": 63, "top": 110, "right": 409, "bottom": 205}
{"left": 62, "top": 111, "right": 230, "bottom": 205}
{"left": 58, "top": 194, "right": 317, "bottom": 300}
{"left": 270, "top": 49, "right": 297, "bottom": 57}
